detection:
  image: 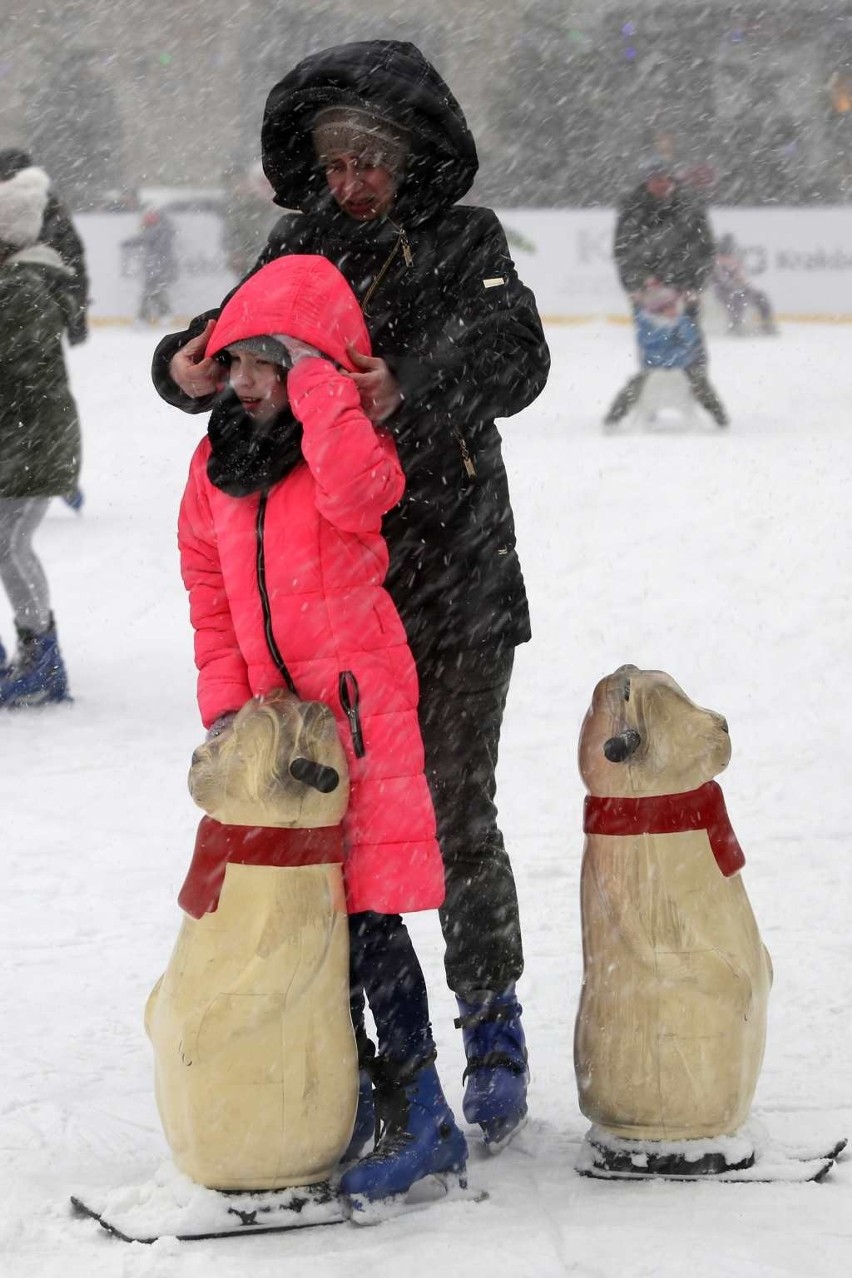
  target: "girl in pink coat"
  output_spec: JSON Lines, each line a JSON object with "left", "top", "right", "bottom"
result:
{"left": 178, "top": 254, "right": 467, "bottom": 1213}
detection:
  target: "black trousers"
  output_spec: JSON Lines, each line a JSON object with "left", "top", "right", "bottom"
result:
{"left": 416, "top": 643, "right": 524, "bottom": 998}
{"left": 349, "top": 911, "right": 435, "bottom": 1071}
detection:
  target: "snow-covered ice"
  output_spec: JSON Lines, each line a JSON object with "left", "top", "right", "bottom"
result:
{"left": 1, "top": 319, "right": 849, "bottom": 1276}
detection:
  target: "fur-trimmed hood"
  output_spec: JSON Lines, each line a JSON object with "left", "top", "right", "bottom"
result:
{"left": 0, "top": 166, "right": 50, "bottom": 248}
{"left": 3, "top": 241, "right": 73, "bottom": 275}
{"left": 261, "top": 40, "right": 478, "bottom": 226}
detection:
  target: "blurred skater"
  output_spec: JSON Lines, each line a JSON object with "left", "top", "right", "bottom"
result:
{"left": 0, "top": 163, "right": 80, "bottom": 706}
{"left": 0, "top": 149, "right": 88, "bottom": 512}
{"left": 714, "top": 233, "right": 778, "bottom": 336}
{"left": 122, "top": 207, "right": 177, "bottom": 324}
{"left": 0, "top": 148, "right": 90, "bottom": 346}
{"left": 220, "top": 158, "right": 280, "bottom": 279}
{"left": 605, "top": 161, "right": 728, "bottom": 428}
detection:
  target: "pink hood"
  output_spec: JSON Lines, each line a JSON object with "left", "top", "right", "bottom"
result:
{"left": 206, "top": 255, "right": 370, "bottom": 372}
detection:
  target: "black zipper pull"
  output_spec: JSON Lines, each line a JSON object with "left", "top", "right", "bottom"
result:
{"left": 338, "top": 670, "right": 366, "bottom": 757}
{"left": 388, "top": 217, "right": 414, "bottom": 267}
{"left": 452, "top": 427, "right": 477, "bottom": 479}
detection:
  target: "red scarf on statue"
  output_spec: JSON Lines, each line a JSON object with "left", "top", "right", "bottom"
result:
{"left": 583, "top": 779, "right": 745, "bottom": 878}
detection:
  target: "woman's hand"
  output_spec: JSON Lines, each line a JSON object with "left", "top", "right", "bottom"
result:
{"left": 169, "top": 320, "right": 226, "bottom": 398}
{"left": 346, "top": 344, "right": 403, "bottom": 422}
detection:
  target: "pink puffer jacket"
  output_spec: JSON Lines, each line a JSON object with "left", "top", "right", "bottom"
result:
{"left": 178, "top": 258, "right": 444, "bottom": 915}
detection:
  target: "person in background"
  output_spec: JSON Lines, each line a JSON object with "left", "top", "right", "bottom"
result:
{"left": 0, "top": 163, "right": 80, "bottom": 707}
{"left": 180, "top": 254, "right": 467, "bottom": 1211}
{"left": 647, "top": 128, "right": 717, "bottom": 205}
{"left": 605, "top": 159, "right": 728, "bottom": 427}
{"left": 0, "top": 151, "right": 89, "bottom": 514}
{"left": 220, "top": 158, "right": 281, "bottom": 279}
{"left": 713, "top": 232, "right": 778, "bottom": 336}
{"left": 0, "top": 148, "right": 90, "bottom": 347}
{"left": 152, "top": 39, "right": 550, "bottom": 1154}
{"left": 122, "top": 206, "right": 177, "bottom": 324}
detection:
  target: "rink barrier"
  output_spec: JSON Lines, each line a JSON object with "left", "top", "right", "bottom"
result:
{"left": 77, "top": 206, "right": 852, "bottom": 328}
{"left": 88, "top": 313, "right": 852, "bottom": 330}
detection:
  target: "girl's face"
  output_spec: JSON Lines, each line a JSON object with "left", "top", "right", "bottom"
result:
{"left": 228, "top": 350, "right": 288, "bottom": 424}
{"left": 324, "top": 152, "right": 397, "bottom": 220}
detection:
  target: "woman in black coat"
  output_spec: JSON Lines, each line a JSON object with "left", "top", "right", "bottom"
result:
{"left": 152, "top": 39, "right": 550, "bottom": 1158}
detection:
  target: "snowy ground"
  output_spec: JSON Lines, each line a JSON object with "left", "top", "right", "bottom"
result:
{"left": 1, "top": 318, "right": 850, "bottom": 1277}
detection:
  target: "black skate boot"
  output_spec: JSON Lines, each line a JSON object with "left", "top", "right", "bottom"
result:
{"left": 685, "top": 367, "right": 729, "bottom": 427}
{"left": 603, "top": 372, "right": 648, "bottom": 427}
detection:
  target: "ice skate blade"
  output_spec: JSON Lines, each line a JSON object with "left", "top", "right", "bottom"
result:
{"left": 71, "top": 1177, "right": 344, "bottom": 1242}
{"left": 2, "top": 690, "right": 73, "bottom": 709}
{"left": 585, "top": 1135, "right": 754, "bottom": 1178}
{"left": 575, "top": 1130, "right": 838, "bottom": 1185}
{"left": 577, "top": 1157, "right": 835, "bottom": 1184}
{"left": 342, "top": 1169, "right": 486, "bottom": 1226}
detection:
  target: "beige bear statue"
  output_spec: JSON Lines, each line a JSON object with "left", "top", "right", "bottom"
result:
{"left": 145, "top": 690, "right": 358, "bottom": 1193}
{"left": 574, "top": 665, "right": 773, "bottom": 1178}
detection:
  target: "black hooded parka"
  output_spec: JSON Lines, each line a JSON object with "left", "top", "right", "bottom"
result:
{"left": 152, "top": 40, "right": 550, "bottom": 663}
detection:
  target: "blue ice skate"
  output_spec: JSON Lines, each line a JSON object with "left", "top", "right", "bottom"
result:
{"left": 456, "top": 985, "right": 529, "bottom": 1151}
{"left": 339, "top": 1059, "right": 468, "bottom": 1220}
{"left": 62, "top": 488, "right": 85, "bottom": 513}
{"left": 0, "top": 619, "right": 71, "bottom": 708}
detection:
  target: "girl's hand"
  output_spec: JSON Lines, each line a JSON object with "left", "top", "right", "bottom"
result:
{"left": 346, "top": 344, "right": 403, "bottom": 422}
{"left": 169, "top": 320, "right": 226, "bottom": 397}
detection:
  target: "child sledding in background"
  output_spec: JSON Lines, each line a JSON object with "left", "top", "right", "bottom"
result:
{"left": 605, "top": 161, "right": 729, "bottom": 428}
{"left": 177, "top": 253, "right": 467, "bottom": 1214}
{"left": 0, "top": 162, "right": 80, "bottom": 707}
{"left": 604, "top": 278, "right": 730, "bottom": 429}
{"left": 633, "top": 280, "right": 704, "bottom": 370}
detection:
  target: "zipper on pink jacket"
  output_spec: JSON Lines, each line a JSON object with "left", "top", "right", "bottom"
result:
{"left": 338, "top": 670, "right": 365, "bottom": 757}
{"left": 256, "top": 492, "right": 366, "bottom": 758}
{"left": 255, "top": 492, "right": 298, "bottom": 695}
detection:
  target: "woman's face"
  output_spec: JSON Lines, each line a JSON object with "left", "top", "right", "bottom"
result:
{"left": 324, "top": 152, "right": 397, "bottom": 220}
{"left": 228, "top": 350, "right": 288, "bottom": 424}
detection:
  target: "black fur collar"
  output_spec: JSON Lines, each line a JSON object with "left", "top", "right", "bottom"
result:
{"left": 206, "top": 391, "right": 303, "bottom": 497}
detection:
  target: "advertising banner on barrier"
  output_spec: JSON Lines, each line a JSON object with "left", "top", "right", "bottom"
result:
{"left": 80, "top": 207, "right": 237, "bottom": 325}
{"left": 77, "top": 205, "right": 852, "bottom": 325}
{"left": 499, "top": 208, "right": 852, "bottom": 322}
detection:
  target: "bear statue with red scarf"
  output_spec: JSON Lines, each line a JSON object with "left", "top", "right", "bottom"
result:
{"left": 573, "top": 665, "right": 775, "bottom": 1179}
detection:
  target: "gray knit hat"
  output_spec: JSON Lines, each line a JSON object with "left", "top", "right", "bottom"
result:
{"left": 312, "top": 105, "right": 410, "bottom": 174}
{"left": 225, "top": 335, "right": 290, "bottom": 366}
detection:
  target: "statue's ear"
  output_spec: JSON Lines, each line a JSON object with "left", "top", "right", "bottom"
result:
{"left": 603, "top": 729, "right": 641, "bottom": 763}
